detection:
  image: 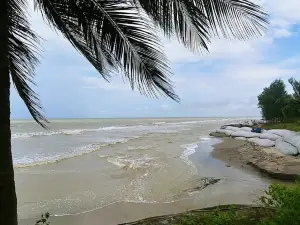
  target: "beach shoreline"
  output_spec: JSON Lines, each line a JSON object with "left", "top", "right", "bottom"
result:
{"left": 211, "top": 138, "right": 300, "bottom": 181}
{"left": 20, "top": 137, "right": 273, "bottom": 225}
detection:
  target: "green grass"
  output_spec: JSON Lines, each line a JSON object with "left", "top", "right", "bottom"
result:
{"left": 177, "top": 181, "right": 300, "bottom": 225}
{"left": 177, "top": 207, "right": 270, "bottom": 225}
{"left": 263, "top": 122, "right": 300, "bottom": 132}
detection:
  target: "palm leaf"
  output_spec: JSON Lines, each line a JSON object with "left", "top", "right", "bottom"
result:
{"left": 133, "top": 0, "right": 211, "bottom": 52}
{"left": 35, "top": 0, "right": 179, "bottom": 101}
{"left": 8, "top": 0, "right": 48, "bottom": 128}
{"left": 135, "top": 0, "right": 268, "bottom": 50}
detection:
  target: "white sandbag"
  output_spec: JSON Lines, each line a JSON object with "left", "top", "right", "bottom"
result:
{"left": 240, "top": 127, "right": 252, "bottom": 131}
{"left": 248, "top": 138, "right": 275, "bottom": 147}
{"left": 216, "top": 129, "right": 234, "bottom": 136}
{"left": 231, "top": 131, "right": 261, "bottom": 138}
{"left": 225, "top": 126, "right": 240, "bottom": 131}
{"left": 265, "top": 129, "right": 296, "bottom": 137}
{"left": 275, "top": 138, "right": 298, "bottom": 156}
{"left": 234, "top": 137, "right": 247, "bottom": 141}
{"left": 260, "top": 133, "right": 281, "bottom": 141}
{"left": 283, "top": 135, "right": 300, "bottom": 153}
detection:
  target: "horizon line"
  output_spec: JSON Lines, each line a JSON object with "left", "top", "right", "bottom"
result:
{"left": 11, "top": 116, "right": 261, "bottom": 120}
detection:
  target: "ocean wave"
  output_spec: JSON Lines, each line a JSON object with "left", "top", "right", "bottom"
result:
{"left": 13, "top": 144, "right": 102, "bottom": 168}
{"left": 179, "top": 143, "right": 198, "bottom": 175}
{"left": 12, "top": 129, "right": 85, "bottom": 139}
{"left": 12, "top": 119, "right": 222, "bottom": 140}
{"left": 128, "top": 145, "right": 153, "bottom": 151}
{"left": 106, "top": 155, "right": 156, "bottom": 170}
{"left": 61, "top": 129, "right": 85, "bottom": 135}
{"left": 14, "top": 137, "right": 141, "bottom": 168}
{"left": 181, "top": 143, "right": 198, "bottom": 157}
{"left": 199, "top": 136, "right": 212, "bottom": 142}
{"left": 12, "top": 131, "right": 60, "bottom": 139}
{"left": 152, "top": 122, "right": 166, "bottom": 125}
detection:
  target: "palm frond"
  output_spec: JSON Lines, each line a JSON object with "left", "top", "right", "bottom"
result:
{"left": 200, "top": 0, "right": 269, "bottom": 39}
{"left": 135, "top": 0, "right": 268, "bottom": 49}
{"left": 8, "top": 0, "right": 48, "bottom": 128}
{"left": 35, "top": 0, "right": 179, "bottom": 101}
{"left": 133, "top": 0, "right": 210, "bottom": 52}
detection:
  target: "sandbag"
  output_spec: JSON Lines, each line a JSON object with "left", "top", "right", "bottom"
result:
{"left": 265, "top": 129, "right": 296, "bottom": 137}
{"left": 225, "top": 126, "right": 240, "bottom": 131}
{"left": 260, "top": 133, "right": 281, "bottom": 141}
{"left": 283, "top": 135, "right": 300, "bottom": 153}
{"left": 240, "top": 127, "right": 252, "bottom": 131}
{"left": 275, "top": 138, "right": 298, "bottom": 156}
{"left": 248, "top": 138, "right": 275, "bottom": 147}
{"left": 216, "top": 129, "right": 234, "bottom": 136}
{"left": 234, "top": 137, "right": 247, "bottom": 141}
{"left": 231, "top": 131, "right": 261, "bottom": 138}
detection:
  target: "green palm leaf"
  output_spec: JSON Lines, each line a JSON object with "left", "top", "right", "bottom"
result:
{"left": 8, "top": 0, "right": 48, "bottom": 128}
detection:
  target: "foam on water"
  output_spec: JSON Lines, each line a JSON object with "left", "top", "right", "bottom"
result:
{"left": 106, "top": 155, "right": 156, "bottom": 170}
{"left": 11, "top": 119, "right": 208, "bottom": 140}
{"left": 179, "top": 143, "right": 198, "bottom": 175}
{"left": 128, "top": 145, "right": 153, "bottom": 151}
{"left": 13, "top": 137, "right": 141, "bottom": 168}
{"left": 199, "top": 136, "right": 212, "bottom": 142}
{"left": 152, "top": 122, "right": 166, "bottom": 125}
{"left": 181, "top": 143, "right": 198, "bottom": 157}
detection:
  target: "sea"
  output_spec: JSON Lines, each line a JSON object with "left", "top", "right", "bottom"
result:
{"left": 12, "top": 117, "right": 269, "bottom": 222}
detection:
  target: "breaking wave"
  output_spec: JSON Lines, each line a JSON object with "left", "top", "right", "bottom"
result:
{"left": 106, "top": 155, "right": 158, "bottom": 171}
{"left": 13, "top": 137, "right": 141, "bottom": 168}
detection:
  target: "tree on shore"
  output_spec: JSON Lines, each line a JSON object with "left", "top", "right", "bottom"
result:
{"left": 258, "top": 78, "right": 300, "bottom": 122}
{"left": 0, "top": 0, "right": 268, "bottom": 224}
{"left": 258, "top": 79, "right": 290, "bottom": 122}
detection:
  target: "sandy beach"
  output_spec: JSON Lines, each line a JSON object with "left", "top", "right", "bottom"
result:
{"left": 19, "top": 127, "right": 274, "bottom": 225}
{"left": 212, "top": 138, "right": 300, "bottom": 181}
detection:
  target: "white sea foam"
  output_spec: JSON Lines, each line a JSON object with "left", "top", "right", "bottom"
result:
{"left": 179, "top": 143, "right": 198, "bottom": 175}
{"left": 12, "top": 118, "right": 223, "bottom": 140}
{"left": 12, "top": 131, "right": 60, "bottom": 139}
{"left": 107, "top": 155, "right": 156, "bottom": 170}
{"left": 181, "top": 143, "right": 198, "bottom": 157}
{"left": 13, "top": 137, "right": 141, "bottom": 168}
{"left": 128, "top": 145, "right": 153, "bottom": 151}
{"left": 61, "top": 129, "right": 85, "bottom": 135}
{"left": 152, "top": 122, "right": 166, "bottom": 125}
{"left": 199, "top": 136, "right": 212, "bottom": 142}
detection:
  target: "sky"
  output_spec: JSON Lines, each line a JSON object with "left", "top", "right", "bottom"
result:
{"left": 11, "top": 0, "right": 300, "bottom": 119}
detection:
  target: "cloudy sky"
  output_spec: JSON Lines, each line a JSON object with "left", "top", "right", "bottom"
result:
{"left": 11, "top": 0, "right": 300, "bottom": 119}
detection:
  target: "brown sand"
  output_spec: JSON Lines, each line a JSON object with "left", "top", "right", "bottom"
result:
{"left": 211, "top": 138, "right": 300, "bottom": 181}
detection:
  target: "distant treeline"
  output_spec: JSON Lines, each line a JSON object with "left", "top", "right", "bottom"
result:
{"left": 258, "top": 78, "right": 300, "bottom": 123}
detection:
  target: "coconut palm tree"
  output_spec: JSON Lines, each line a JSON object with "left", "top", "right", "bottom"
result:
{"left": 1, "top": 0, "right": 267, "bottom": 224}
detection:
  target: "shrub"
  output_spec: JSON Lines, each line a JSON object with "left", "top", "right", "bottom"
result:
{"left": 259, "top": 181, "right": 300, "bottom": 225}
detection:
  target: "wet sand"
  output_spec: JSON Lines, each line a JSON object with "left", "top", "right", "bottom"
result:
{"left": 20, "top": 138, "right": 272, "bottom": 225}
{"left": 212, "top": 138, "right": 300, "bottom": 181}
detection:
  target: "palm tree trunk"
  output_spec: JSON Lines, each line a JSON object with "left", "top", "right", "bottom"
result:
{"left": 0, "top": 1, "right": 18, "bottom": 224}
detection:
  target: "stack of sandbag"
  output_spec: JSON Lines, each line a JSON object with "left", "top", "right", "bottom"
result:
{"left": 247, "top": 138, "right": 275, "bottom": 147}
{"left": 260, "top": 132, "right": 281, "bottom": 141}
{"left": 216, "top": 129, "right": 235, "bottom": 136}
{"left": 264, "top": 129, "right": 299, "bottom": 155}
{"left": 216, "top": 126, "right": 240, "bottom": 136}
{"left": 234, "top": 137, "right": 247, "bottom": 140}
{"left": 240, "top": 127, "right": 252, "bottom": 132}
{"left": 231, "top": 130, "right": 261, "bottom": 138}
